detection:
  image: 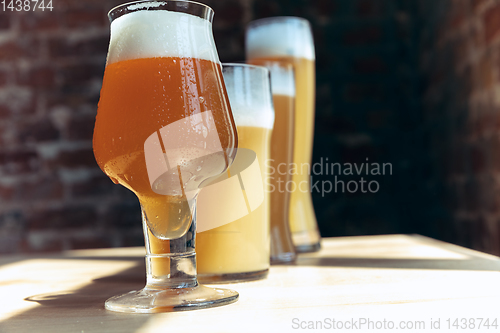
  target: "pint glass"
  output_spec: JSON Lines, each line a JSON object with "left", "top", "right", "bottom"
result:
{"left": 246, "top": 17, "right": 321, "bottom": 252}
{"left": 197, "top": 64, "right": 273, "bottom": 282}
{"left": 93, "top": 0, "right": 238, "bottom": 312}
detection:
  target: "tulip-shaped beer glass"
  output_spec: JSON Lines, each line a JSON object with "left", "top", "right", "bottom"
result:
{"left": 93, "top": 1, "right": 239, "bottom": 313}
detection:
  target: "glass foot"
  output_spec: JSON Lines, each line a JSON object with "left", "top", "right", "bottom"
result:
{"left": 105, "top": 285, "right": 238, "bottom": 313}
{"left": 271, "top": 251, "right": 296, "bottom": 264}
{"left": 292, "top": 229, "right": 321, "bottom": 253}
{"left": 295, "top": 242, "right": 321, "bottom": 253}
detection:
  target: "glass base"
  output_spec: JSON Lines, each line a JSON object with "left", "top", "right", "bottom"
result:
{"left": 198, "top": 269, "right": 268, "bottom": 284}
{"left": 104, "top": 285, "right": 238, "bottom": 313}
{"left": 271, "top": 252, "right": 296, "bottom": 264}
{"left": 295, "top": 242, "right": 321, "bottom": 253}
{"left": 292, "top": 229, "right": 321, "bottom": 253}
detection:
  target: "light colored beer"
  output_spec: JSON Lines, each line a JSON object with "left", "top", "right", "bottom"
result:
{"left": 93, "top": 10, "right": 237, "bottom": 261}
{"left": 197, "top": 125, "right": 271, "bottom": 274}
{"left": 268, "top": 93, "right": 296, "bottom": 262}
{"left": 247, "top": 18, "right": 321, "bottom": 250}
{"left": 197, "top": 64, "right": 273, "bottom": 279}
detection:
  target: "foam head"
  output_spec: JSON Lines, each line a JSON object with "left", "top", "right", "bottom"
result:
{"left": 266, "top": 62, "right": 295, "bottom": 97}
{"left": 107, "top": 1, "right": 218, "bottom": 65}
{"left": 245, "top": 17, "right": 315, "bottom": 61}
{"left": 222, "top": 64, "right": 275, "bottom": 130}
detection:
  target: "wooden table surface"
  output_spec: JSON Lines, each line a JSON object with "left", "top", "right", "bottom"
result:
{"left": 0, "top": 235, "right": 499, "bottom": 333}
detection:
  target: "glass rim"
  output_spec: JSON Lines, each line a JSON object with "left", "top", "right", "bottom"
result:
{"left": 222, "top": 62, "right": 270, "bottom": 75}
{"left": 108, "top": 0, "right": 215, "bottom": 23}
{"left": 246, "top": 16, "right": 311, "bottom": 30}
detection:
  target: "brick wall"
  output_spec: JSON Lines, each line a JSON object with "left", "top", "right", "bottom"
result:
{"left": 419, "top": 0, "right": 500, "bottom": 255}
{"left": 0, "top": 0, "right": 254, "bottom": 253}
{"left": 1, "top": 0, "right": 497, "bottom": 255}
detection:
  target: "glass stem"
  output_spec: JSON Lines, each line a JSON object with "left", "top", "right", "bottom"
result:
{"left": 142, "top": 196, "right": 198, "bottom": 289}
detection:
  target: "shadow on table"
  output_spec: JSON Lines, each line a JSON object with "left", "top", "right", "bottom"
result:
{"left": 0, "top": 256, "right": 153, "bottom": 333}
{"left": 294, "top": 256, "right": 500, "bottom": 271}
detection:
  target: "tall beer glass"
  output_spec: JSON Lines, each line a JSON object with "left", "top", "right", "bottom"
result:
{"left": 262, "top": 62, "right": 296, "bottom": 263}
{"left": 197, "top": 64, "right": 273, "bottom": 282}
{"left": 93, "top": 0, "right": 238, "bottom": 312}
{"left": 246, "top": 17, "right": 321, "bottom": 252}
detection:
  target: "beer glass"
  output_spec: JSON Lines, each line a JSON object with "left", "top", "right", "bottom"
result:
{"left": 246, "top": 17, "right": 321, "bottom": 253}
{"left": 196, "top": 64, "right": 273, "bottom": 282}
{"left": 93, "top": 1, "right": 239, "bottom": 312}
{"left": 256, "top": 62, "right": 296, "bottom": 263}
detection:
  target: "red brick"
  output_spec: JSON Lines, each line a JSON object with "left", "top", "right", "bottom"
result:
{"left": 53, "top": 148, "right": 97, "bottom": 168}
{"left": 0, "top": 12, "right": 11, "bottom": 30}
{"left": 48, "top": 34, "right": 109, "bottom": 59}
{"left": 18, "top": 118, "right": 60, "bottom": 143}
{"left": 0, "top": 104, "right": 11, "bottom": 119}
{"left": 477, "top": 53, "right": 493, "bottom": 89}
{"left": 64, "top": 7, "right": 107, "bottom": 29}
{"left": 60, "top": 62, "right": 104, "bottom": 85}
{"left": 20, "top": 12, "right": 59, "bottom": 31}
{"left": 464, "top": 178, "right": 480, "bottom": 213}
{"left": 66, "top": 114, "right": 96, "bottom": 141}
{"left": 104, "top": 202, "right": 142, "bottom": 229}
{"left": 0, "top": 68, "right": 8, "bottom": 86}
{"left": 21, "top": 231, "right": 65, "bottom": 253}
{"left": 18, "top": 92, "right": 38, "bottom": 115}
{"left": 0, "top": 150, "right": 40, "bottom": 175}
{"left": 70, "top": 174, "right": 114, "bottom": 198}
{"left": 488, "top": 134, "right": 500, "bottom": 172}
{"left": 483, "top": 3, "right": 500, "bottom": 43}
{"left": 211, "top": 1, "right": 243, "bottom": 27}
{"left": 470, "top": 145, "right": 485, "bottom": 173}
{"left": 0, "top": 38, "right": 40, "bottom": 61}
{"left": 70, "top": 235, "right": 113, "bottom": 250}
{"left": 15, "top": 175, "right": 64, "bottom": 201}
{"left": 27, "top": 206, "right": 98, "bottom": 230}
{"left": 0, "top": 185, "right": 15, "bottom": 201}
{"left": 122, "top": 232, "right": 144, "bottom": 247}
{"left": 17, "top": 65, "right": 56, "bottom": 88}
{"left": 342, "top": 26, "right": 382, "bottom": 46}
{"left": 448, "top": 3, "right": 466, "bottom": 30}
{"left": 473, "top": 0, "right": 488, "bottom": 11}
{"left": 46, "top": 89, "right": 100, "bottom": 109}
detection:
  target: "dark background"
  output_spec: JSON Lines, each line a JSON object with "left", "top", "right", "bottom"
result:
{"left": 0, "top": 0, "right": 498, "bottom": 255}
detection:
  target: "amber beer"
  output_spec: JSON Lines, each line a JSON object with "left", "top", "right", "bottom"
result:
{"left": 247, "top": 17, "right": 321, "bottom": 252}
{"left": 93, "top": 10, "right": 237, "bottom": 278}
{"left": 197, "top": 64, "right": 273, "bottom": 281}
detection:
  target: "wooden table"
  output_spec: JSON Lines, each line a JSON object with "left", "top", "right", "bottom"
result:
{"left": 0, "top": 235, "right": 499, "bottom": 332}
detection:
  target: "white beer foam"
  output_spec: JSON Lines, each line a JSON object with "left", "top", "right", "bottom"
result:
{"left": 223, "top": 65, "right": 275, "bottom": 129}
{"left": 231, "top": 105, "right": 275, "bottom": 130}
{"left": 267, "top": 63, "right": 295, "bottom": 97}
{"left": 246, "top": 17, "right": 315, "bottom": 61}
{"left": 108, "top": 8, "right": 218, "bottom": 64}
